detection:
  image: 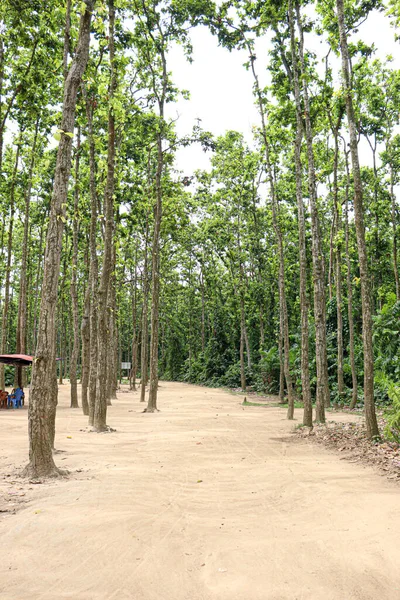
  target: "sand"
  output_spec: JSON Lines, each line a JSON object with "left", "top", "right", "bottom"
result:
{"left": 0, "top": 382, "right": 399, "bottom": 600}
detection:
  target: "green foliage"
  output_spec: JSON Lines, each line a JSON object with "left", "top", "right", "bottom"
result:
{"left": 384, "top": 382, "right": 400, "bottom": 442}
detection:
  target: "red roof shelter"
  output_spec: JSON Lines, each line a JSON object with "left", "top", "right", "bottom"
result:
{"left": 0, "top": 354, "right": 34, "bottom": 366}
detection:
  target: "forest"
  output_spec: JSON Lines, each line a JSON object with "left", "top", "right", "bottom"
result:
{"left": 1, "top": 0, "right": 400, "bottom": 481}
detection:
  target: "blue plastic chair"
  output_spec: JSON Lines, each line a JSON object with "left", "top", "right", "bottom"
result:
{"left": 14, "top": 388, "right": 24, "bottom": 408}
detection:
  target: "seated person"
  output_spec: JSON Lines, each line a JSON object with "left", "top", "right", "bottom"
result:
{"left": 8, "top": 388, "right": 16, "bottom": 408}
{"left": 14, "top": 387, "right": 24, "bottom": 407}
{"left": 0, "top": 390, "right": 8, "bottom": 409}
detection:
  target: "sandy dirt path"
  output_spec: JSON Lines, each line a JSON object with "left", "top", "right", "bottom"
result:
{"left": 0, "top": 382, "right": 399, "bottom": 600}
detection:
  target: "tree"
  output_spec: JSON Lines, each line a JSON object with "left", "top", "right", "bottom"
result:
{"left": 23, "top": 1, "right": 94, "bottom": 478}
{"left": 336, "top": 0, "right": 379, "bottom": 438}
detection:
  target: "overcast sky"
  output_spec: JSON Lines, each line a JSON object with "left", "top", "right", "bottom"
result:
{"left": 165, "top": 9, "right": 400, "bottom": 177}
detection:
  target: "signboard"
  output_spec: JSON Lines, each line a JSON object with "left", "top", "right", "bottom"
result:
{"left": 121, "top": 362, "right": 131, "bottom": 370}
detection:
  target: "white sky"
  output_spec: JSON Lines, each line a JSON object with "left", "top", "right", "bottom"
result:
{"left": 166, "top": 10, "right": 400, "bottom": 177}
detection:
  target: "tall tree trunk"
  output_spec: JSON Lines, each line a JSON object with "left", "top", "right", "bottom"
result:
{"left": 200, "top": 266, "right": 206, "bottom": 352}
{"left": 70, "top": 127, "right": 80, "bottom": 408}
{"left": 287, "top": 0, "right": 313, "bottom": 426}
{"left": 16, "top": 119, "right": 39, "bottom": 388}
{"left": 246, "top": 39, "right": 294, "bottom": 417}
{"left": 83, "top": 83, "right": 99, "bottom": 426}
{"left": 80, "top": 281, "right": 90, "bottom": 415}
{"left": 0, "top": 142, "right": 20, "bottom": 390}
{"left": 332, "top": 125, "right": 345, "bottom": 401}
{"left": 145, "top": 168, "right": 162, "bottom": 412}
{"left": 328, "top": 212, "right": 335, "bottom": 302}
{"left": 390, "top": 163, "right": 400, "bottom": 300}
{"left": 130, "top": 251, "right": 138, "bottom": 391}
{"left": 58, "top": 247, "right": 68, "bottom": 386}
{"left": 336, "top": 0, "right": 379, "bottom": 438}
{"left": 32, "top": 219, "right": 45, "bottom": 350}
{"left": 343, "top": 147, "right": 358, "bottom": 410}
{"left": 145, "top": 14, "right": 168, "bottom": 414}
{"left": 22, "top": 2, "right": 94, "bottom": 478}
{"left": 278, "top": 317, "right": 285, "bottom": 403}
{"left": 295, "top": 1, "right": 330, "bottom": 420}
{"left": 240, "top": 314, "right": 246, "bottom": 392}
{"left": 106, "top": 244, "right": 117, "bottom": 404}
{"left": 140, "top": 217, "right": 150, "bottom": 403}
{"left": 63, "top": 0, "right": 72, "bottom": 78}
{"left": 94, "top": 0, "right": 116, "bottom": 431}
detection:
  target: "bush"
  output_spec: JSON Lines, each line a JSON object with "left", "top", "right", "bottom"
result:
{"left": 384, "top": 381, "right": 400, "bottom": 443}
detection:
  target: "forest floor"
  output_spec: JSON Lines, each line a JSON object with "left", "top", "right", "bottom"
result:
{"left": 1, "top": 382, "right": 400, "bottom": 600}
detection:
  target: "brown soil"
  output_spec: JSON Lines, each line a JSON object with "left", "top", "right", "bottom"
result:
{"left": 1, "top": 382, "right": 399, "bottom": 600}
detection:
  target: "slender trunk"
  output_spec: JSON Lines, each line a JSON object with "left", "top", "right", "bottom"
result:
{"left": 94, "top": 0, "right": 116, "bottom": 431}
{"left": 70, "top": 127, "right": 80, "bottom": 407}
{"left": 16, "top": 120, "right": 39, "bottom": 388}
{"left": 288, "top": 0, "right": 312, "bottom": 426}
{"left": 344, "top": 150, "right": 358, "bottom": 410}
{"left": 278, "top": 318, "right": 285, "bottom": 403}
{"left": 243, "top": 315, "right": 251, "bottom": 371}
{"left": 390, "top": 163, "right": 400, "bottom": 300}
{"left": 83, "top": 86, "right": 99, "bottom": 426}
{"left": 295, "top": 1, "right": 329, "bottom": 420}
{"left": 333, "top": 128, "right": 345, "bottom": 400}
{"left": 130, "top": 249, "right": 138, "bottom": 391}
{"left": 23, "top": 2, "right": 94, "bottom": 478}
{"left": 63, "top": 0, "right": 72, "bottom": 78}
{"left": 80, "top": 281, "right": 90, "bottom": 415}
{"left": 259, "top": 303, "right": 265, "bottom": 349}
{"left": 336, "top": 0, "right": 379, "bottom": 438}
{"left": 328, "top": 211, "right": 335, "bottom": 301}
{"left": 140, "top": 216, "right": 150, "bottom": 402}
{"left": 32, "top": 220, "right": 45, "bottom": 350}
{"left": 146, "top": 157, "right": 162, "bottom": 412}
{"left": 200, "top": 267, "right": 206, "bottom": 352}
{"left": 106, "top": 244, "right": 117, "bottom": 404}
{"left": 0, "top": 142, "right": 20, "bottom": 389}
{"left": 247, "top": 38, "right": 294, "bottom": 416}
{"left": 239, "top": 276, "right": 247, "bottom": 390}
{"left": 58, "top": 249, "right": 68, "bottom": 386}
{"left": 145, "top": 15, "right": 167, "bottom": 414}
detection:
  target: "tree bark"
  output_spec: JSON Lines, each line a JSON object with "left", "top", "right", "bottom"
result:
{"left": 145, "top": 11, "right": 168, "bottom": 414}
{"left": 295, "top": 1, "right": 330, "bottom": 420}
{"left": 246, "top": 39, "right": 294, "bottom": 417}
{"left": 130, "top": 251, "right": 138, "bottom": 391}
{"left": 343, "top": 146, "right": 358, "bottom": 410}
{"left": 93, "top": 0, "right": 116, "bottom": 431}
{"left": 332, "top": 124, "right": 345, "bottom": 401}
{"left": 336, "top": 0, "right": 379, "bottom": 438}
{"left": 390, "top": 162, "right": 400, "bottom": 300}
{"left": 70, "top": 127, "right": 80, "bottom": 408}
{"left": 278, "top": 318, "right": 285, "bottom": 403}
{"left": 140, "top": 216, "right": 150, "bottom": 402}
{"left": 16, "top": 119, "right": 39, "bottom": 388}
{"left": 22, "top": 1, "right": 94, "bottom": 478}
{"left": 80, "top": 281, "right": 90, "bottom": 415}
{"left": 81, "top": 79, "right": 100, "bottom": 425}
{"left": 287, "top": 0, "right": 313, "bottom": 426}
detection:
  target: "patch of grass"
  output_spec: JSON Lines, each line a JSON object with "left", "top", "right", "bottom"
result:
{"left": 242, "top": 399, "right": 271, "bottom": 407}
{"left": 270, "top": 401, "right": 304, "bottom": 409}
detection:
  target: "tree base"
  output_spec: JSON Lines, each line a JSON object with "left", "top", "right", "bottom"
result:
{"left": 91, "top": 425, "right": 116, "bottom": 433}
{"left": 21, "top": 463, "right": 68, "bottom": 480}
{"left": 143, "top": 407, "right": 160, "bottom": 413}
